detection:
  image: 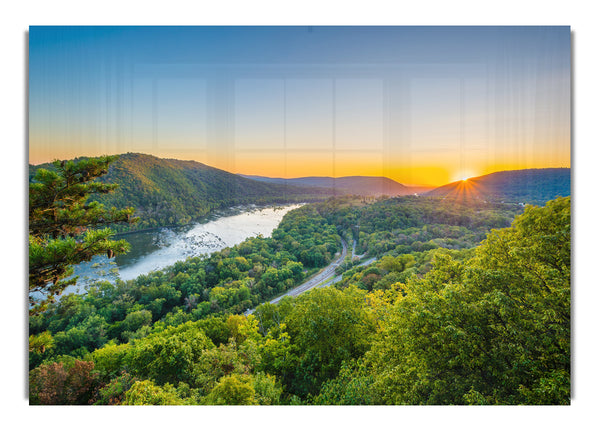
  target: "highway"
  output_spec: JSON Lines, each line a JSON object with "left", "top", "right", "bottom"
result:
{"left": 244, "top": 238, "right": 348, "bottom": 315}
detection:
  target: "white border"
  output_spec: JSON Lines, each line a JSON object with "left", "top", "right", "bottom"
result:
{"left": 3, "top": 1, "right": 598, "bottom": 430}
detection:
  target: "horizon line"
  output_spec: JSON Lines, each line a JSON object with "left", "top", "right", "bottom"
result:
{"left": 28, "top": 151, "right": 571, "bottom": 188}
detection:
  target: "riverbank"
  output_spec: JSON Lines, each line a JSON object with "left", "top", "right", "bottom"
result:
{"left": 65, "top": 203, "right": 304, "bottom": 295}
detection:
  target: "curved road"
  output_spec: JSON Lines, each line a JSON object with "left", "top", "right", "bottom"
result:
{"left": 245, "top": 238, "right": 348, "bottom": 315}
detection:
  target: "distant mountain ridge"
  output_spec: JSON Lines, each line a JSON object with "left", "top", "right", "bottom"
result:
{"left": 425, "top": 168, "right": 571, "bottom": 204}
{"left": 29, "top": 153, "right": 334, "bottom": 230}
{"left": 30, "top": 154, "right": 570, "bottom": 230}
{"left": 240, "top": 175, "right": 432, "bottom": 196}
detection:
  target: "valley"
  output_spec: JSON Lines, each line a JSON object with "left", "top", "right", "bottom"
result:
{"left": 28, "top": 154, "right": 572, "bottom": 406}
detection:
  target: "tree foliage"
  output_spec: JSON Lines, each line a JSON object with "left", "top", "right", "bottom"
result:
{"left": 29, "top": 359, "right": 100, "bottom": 405}
{"left": 27, "top": 195, "right": 570, "bottom": 405}
{"left": 122, "top": 380, "right": 194, "bottom": 405}
{"left": 367, "top": 197, "right": 570, "bottom": 404}
{"left": 29, "top": 156, "right": 137, "bottom": 314}
{"left": 282, "top": 287, "right": 376, "bottom": 397}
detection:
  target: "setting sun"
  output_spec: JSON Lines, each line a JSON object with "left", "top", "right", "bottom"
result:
{"left": 453, "top": 169, "right": 476, "bottom": 183}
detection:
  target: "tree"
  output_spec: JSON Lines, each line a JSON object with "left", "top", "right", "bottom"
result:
{"left": 203, "top": 374, "right": 257, "bottom": 405}
{"left": 29, "top": 359, "right": 100, "bottom": 405}
{"left": 29, "top": 331, "right": 54, "bottom": 355}
{"left": 368, "top": 197, "right": 570, "bottom": 405}
{"left": 29, "top": 156, "right": 137, "bottom": 314}
{"left": 29, "top": 331, "right": 55, "bottom": 369}
{"left": 124, "top": 321, "right": 214, "bottom": 385}
{"left": 283, "top": 287, "right": 376, "bottom": 397}
{"left": 95, "top": 371, "right": 137, "bottom": 405}
{"left": 314, "top": 359, "right": 378, "bottom": 405}
{"left": 122, "top": 380, "right": 193, "bottom": 405}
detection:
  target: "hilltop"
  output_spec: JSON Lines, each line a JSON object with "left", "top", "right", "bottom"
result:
{"left": 240, "top": 175, "right": 431, "bottom": 196}
{"left": 29, "top": 153, "right": 333, "bottom": 230}
{"left": 425, "top": 168, "right": 571, "bottom": 204}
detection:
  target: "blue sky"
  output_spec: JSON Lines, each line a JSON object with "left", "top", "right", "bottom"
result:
{"left": 29, "top": 26, "right": 571, "bottom": 185}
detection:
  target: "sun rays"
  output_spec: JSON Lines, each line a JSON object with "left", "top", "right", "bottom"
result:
{"left": 439, "top": 177, "right": 487, "bottom": 201}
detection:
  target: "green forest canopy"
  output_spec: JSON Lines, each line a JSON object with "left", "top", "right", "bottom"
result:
{"left": 29, "top": 191, "right": 570, "bottom": 405}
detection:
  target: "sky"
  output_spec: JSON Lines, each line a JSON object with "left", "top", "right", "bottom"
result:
{"left": 29, "top": 26, "right": 571, "bottom": 186}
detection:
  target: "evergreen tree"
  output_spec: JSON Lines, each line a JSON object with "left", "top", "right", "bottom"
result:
{"left": 29, "top": 156, "right": 137, "bottom": 314}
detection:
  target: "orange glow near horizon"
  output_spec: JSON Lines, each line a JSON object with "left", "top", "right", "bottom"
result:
{"left": 452, "top": 169, "right": 476, "bottom": 183}
{"left": 29, "top": 145, "right": 571, "bottom": 188}
{"left": 29, "top": 27, "right": 571, "bottom": 189}
{"left": 28, "top": 117, "right": 570, "bottom": 188}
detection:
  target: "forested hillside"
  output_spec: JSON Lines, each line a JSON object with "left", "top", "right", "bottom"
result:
{"left": 240, "top": 175, "right": 431, "bottom": 196}
{"left": 29, "top": 153, "right": 333, "bottom": 230}
{"left": 28, "top": 195, "right": 571, "bottom": 405}
{"left": 426, "top": 168, "right": 571, "bottom": 204}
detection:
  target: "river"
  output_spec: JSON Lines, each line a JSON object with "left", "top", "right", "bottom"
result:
{"left": 64, "top": 204, "right": 303, "bottom": 295}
